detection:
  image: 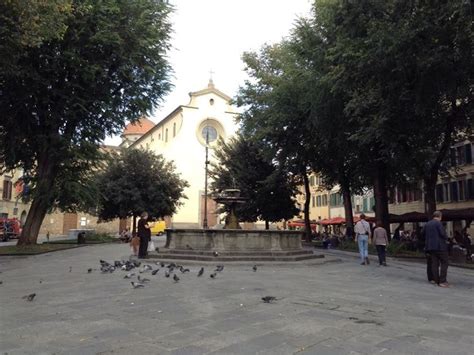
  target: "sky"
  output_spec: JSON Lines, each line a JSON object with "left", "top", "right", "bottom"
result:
{"left": 105, "top": 0, "right": 313, "bottom": 145}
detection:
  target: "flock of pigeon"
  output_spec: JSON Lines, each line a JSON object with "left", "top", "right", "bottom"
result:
{"left": 8, "top": 258, "right": 275, "bottom": 303}
{"left": 93, "top": 259, "right": 275, "bottom": 303}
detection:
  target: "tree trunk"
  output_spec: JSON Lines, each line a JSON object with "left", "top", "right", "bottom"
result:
{"left": 302, "top": 169, "right": 312, "bottom": 243}
{"left": 265, "top": 220, "right": 269, "bottom": 230}
{"left": 423, "top": 172, "right": 438, "bottom": 217}
{"left": 17, "top": 196, "right": 51, "bottom": 245}
{"left": 422, "top": 102, "right": 455, "bottom": 217}
{"left": 17, "top": 155, "right": 56, "bottom": 246}
{"left": 340, "top": 179, "right": 354, "bottom": 230}
{"left": 373, "top": 165, "right": 390, "bottom": 239}
{"left": 132, "top": 214, "right": 137, "bottom": 236}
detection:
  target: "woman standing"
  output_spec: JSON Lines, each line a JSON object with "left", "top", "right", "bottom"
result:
{"left": 137, "top": 212, "right": 151, "bottom": 259}
{"left": 373, "top": 223, "right": 389, "bottom": 266}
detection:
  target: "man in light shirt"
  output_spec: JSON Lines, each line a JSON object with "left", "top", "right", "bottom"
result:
{"left": 355, "top": 214, "right": 371, "bottom": 265}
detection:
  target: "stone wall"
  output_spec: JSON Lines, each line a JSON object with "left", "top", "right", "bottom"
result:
{"left": 167, "top": 229, "right": 303, "bottom": 251}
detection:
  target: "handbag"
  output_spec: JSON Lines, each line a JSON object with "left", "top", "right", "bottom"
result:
{"left": 147, "top": 241, "right": 156, "bottom": 252}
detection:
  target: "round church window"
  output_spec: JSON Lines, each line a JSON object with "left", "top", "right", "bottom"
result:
{"left": 201, "top": 125, "right": 218, "bottom": 143}
{"left": 197, "top": 118, "right": 225, "bottom": 147}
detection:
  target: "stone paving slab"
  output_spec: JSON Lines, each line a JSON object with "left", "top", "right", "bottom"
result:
{"left": 0, "top": 241, "right": 473, "bottom": 355}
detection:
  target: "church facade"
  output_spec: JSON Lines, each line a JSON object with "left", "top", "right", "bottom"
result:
{"left": 126, "top": 81, "right": 239, "bottom": 228}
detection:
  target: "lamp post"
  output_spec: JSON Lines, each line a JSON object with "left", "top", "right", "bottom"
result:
{"left": 203, "top": 127, "right": 209, "bottom": 229}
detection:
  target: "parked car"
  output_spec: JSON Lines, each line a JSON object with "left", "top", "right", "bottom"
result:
{"left": 0, "top": 218, "right": 21, "bottom": 242}
{"left": 150, "top": 220, "right": 166, "bottom": 236}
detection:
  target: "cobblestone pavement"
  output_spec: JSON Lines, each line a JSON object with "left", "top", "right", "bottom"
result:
{"left": 0, "top": 241, "right": 473, "bottom": 355}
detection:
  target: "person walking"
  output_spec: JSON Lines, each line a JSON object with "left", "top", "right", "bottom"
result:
{"left": 423, "top": 211, "right": 449, "bottom": 287}
{"left": 137, "top": 211, "right": 151, "bottom": 259}
{"left": 372, "top": 223, "right": 389, "bottom": 266}
{"left": 355, "top": 214, "right": 371, "bottom": 265}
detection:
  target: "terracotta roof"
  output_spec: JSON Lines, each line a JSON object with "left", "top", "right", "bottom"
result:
{"left": 123, "top": 117, "right": 155, "bottom": 136}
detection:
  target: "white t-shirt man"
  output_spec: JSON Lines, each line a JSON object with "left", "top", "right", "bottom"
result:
{"left": 354, "top": 219, "right": 371, "bottom": 237}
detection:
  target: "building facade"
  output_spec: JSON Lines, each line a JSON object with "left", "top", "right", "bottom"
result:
{"left": 128, "top": 80, "right": 239, "bottom": 228}
{"left": 388, "top": 139, "right": 474, "bottom": 235}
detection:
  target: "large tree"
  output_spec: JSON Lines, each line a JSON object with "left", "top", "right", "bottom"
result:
{"left": 96, "top": 149, "right": 188, "bottom": 233}
{"left": 209, "top": 135, "right": 298, "bottom": 229}
{"left": 310, "top": 0, "right": 472, "bottom": 228}
{"left": 0, "top": 0, "right": 173, "bottom": 245}
{"left": 236, "top": 43, "right": 318, "bottom": 240}
{"left": 290, "top": 15, "right": 368, "bottom": 230}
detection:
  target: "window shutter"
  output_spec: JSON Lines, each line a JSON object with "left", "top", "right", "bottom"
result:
{"left": 436, "top": 185, "right": 444, "bottom": 203}
{"left": 468, "top": 179, "right": 474, "bottom": 199}
{"left": 465, "top": 144, "right": 472, "bottom": 164}
{"left": 450, "top": 148, "right": 456, "bottom": 166}
{"left": 451, "top": 181, "right": 458, "bottom": 202}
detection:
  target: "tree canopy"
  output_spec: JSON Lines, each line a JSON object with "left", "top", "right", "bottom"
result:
{"left": 209, "top": 135, "right": 298, "bottom": 228}
{"left": 96, "top": 149, "right": 188, "bottom": 226}
{"left": 0, "top": 0, "right": 173, "bottom": 244}
{"left": 235, "top": 0, "right": 473, "bottom": 232}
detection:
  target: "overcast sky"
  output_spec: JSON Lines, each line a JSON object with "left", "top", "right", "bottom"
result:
{"left": 106, "top": 0, "right": 313, "bottom": 144}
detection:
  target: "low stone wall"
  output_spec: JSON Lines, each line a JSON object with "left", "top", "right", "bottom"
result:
{"left": 166, "top": 229, "right": 303, "bottom": 251}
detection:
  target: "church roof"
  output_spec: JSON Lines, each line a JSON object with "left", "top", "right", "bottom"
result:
{"left": 123, "top": 117, "right": 155, "bottom": 136}
{"left": 188, "top": 79, "right": 232, "bottom": 102}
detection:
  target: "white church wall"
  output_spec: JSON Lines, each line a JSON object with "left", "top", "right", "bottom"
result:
{"left": 130, "top": 84, "right": 239, "bottom": 228}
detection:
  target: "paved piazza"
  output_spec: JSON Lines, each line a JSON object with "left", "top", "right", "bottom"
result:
{"left": 0, "top": 240, "right": 473, "bottom": 355}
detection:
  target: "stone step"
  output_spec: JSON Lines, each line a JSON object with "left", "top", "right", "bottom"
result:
{"left": 147, "top": 252, "right": 324, "bottom": 262}
{"left": 159, "top": 249, "right": 313, "bottom": 257}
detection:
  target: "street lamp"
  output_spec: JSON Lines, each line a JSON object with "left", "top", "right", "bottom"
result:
{"left": 203, "top": 125, "right": 209, "bottom": 229}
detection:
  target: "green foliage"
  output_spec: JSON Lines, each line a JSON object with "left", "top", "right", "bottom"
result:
{"left": 0, "top": 0, "right": 72, "bottom": 70}
{"left": 95, "top": 149, "right": 188, "bottom": 221}
{"left": 0, "top": 0, "right": 173, "bottom": 242}
{"left": 316, "top": 0, "right": 473, "bottom": 205}
{"left": 209, "top": 135, "right": 298, "bottom": 224}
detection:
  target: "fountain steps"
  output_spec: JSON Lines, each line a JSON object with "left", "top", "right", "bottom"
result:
{"left": 158, "top": 249, "right": 313, "bottom": 256}
{"left": 148, "top": 250, "right": 324, "bottom": 262}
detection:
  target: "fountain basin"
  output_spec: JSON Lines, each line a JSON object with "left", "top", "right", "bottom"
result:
{"left": 166, "top": 228, "right": 303, "bottom": 251}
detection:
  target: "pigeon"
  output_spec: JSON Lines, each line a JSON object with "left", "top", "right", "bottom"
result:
{"left": 210, "top": 272, "right": 217, "bottom": 279}
{"left": 131, "top": 282, "right": 144, "bottom": 289}
{"left": 215, "top": 265, "right": 224, "bottom": 272}
{"left": 197, "top": 267, "right": 204, "bottom": 277}
{"left": 165, "top": 271, "right": 170, "bottom": 278}
{"left": 133, "top": 261, "right": 141, "bottom": 268}
{"left": 160, "top": 262, "right": 165, "bottom": 267}
{"left": 23, "top": 293, "right": 36, "bottom": 301}
{"left": 179, "top": 267, "right": 190, "bottom": 273}
{"left": 114, "top": 261, "right": 122, "bottom": 267}
{"left": 144, "top": 264, "right": 153, "bottom": 271}
{"left": 213, "top": 251, "right": 219, "bottom": 257}
{"left": 124, "top": 272, "right": 135, "bottom": 279}
{"left": 151, "top": 269, "right": 159, "bottom": 275}
{"left": 173, "top": 274, "right": 180, "bottom": 283}
{"left": 87, "top": 268, "right": 93, "bottom": 273}
{"left": 138, "top": 275, "right": 150, "bottom": 283}
{"left": 0, "top": 281, "right": 3, "bottom": 285}
{"left": 167, "top": 263, "right": 177, "bottom": 268}
{"left": 261, "top": 296, "right": 277, "bottom": 303}
{"left": 69, "top": 266, "right": 72, "bottom": 273}
{"left": 252, "top": 265, "right": 257, "bottom": 272}
{"left": 100, "top": 260, "right": 111, "bottom": 267}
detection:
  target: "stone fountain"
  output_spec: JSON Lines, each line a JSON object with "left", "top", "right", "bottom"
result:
{"left": 213, "top": 189, "right": 248, "bottom": 229}
{"left": 152, "top": 189, "right": 321, "bottom": 262}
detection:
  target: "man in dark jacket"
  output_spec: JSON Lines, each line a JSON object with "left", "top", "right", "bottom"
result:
{"left": 423, "top": 211, "right": 449, "bottom": 287}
